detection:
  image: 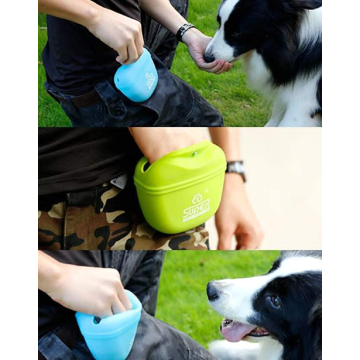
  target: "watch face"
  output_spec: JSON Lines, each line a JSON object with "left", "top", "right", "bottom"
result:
{"left": 228, "top": 162, "right": 244, "bottom": 173}
{"left": 234, "top": 162, "right": 244, "bottom": 173}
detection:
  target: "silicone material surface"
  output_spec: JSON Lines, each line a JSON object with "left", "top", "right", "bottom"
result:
{"left": 114, "top": 48, "right": 158, "bottom": 102}
{"left": 134, "top": 141, "right": 226, "bottom": 234}
{"left": 76, "top": 290, "right": 142, "bottom": 360}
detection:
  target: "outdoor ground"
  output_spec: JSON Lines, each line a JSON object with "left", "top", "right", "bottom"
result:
{"left": 38, "top": 0, "right": 271, "bottom": 127}
{"left": 156, "top": 251, "right": 279, "bottom": 349}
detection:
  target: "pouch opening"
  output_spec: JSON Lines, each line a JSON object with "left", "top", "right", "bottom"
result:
{"left": 143, "top": 161, "right": 151, "bottom": 172}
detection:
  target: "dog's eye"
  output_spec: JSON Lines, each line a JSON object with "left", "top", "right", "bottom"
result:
{"left": 270, "top": 295, "right": 281, "bottom": 308}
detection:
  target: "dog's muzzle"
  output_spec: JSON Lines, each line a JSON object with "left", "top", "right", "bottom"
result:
{"left": 204, "top": 52, "right": 216, "bottom": 63}
{"left": 207, "top": 281, "right": 221, "bottom": 301}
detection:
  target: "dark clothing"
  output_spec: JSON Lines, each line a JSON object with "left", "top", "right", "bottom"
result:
{"left": 38, "top": 128, "right": 141, "bottom": 195}
{"left": 39, "top": 310, "right": 219, "bottom": 360}
{"left": 48, "top": 57, "right": 223, "bottom": 127}
{"left": 38, "top": 251, "right": 164, "bottom": 339}
{"left": 42, "top": 1, "right": 141, "bottom": 95}
{"left": 38, "top": 251, "right": 218, "bottom": 360}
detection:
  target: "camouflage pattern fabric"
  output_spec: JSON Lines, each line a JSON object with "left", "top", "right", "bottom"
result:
{"left": 38, "top": 183, "right": 209, "bottom": 250}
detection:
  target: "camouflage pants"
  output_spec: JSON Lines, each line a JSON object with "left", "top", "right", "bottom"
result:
{"left": 38, "top": 183, "right": 210, "bottom": 250}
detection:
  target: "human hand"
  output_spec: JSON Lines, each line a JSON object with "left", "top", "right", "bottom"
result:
{"left": 129, "top": 128, "right": 207, "bottom": 164}
{"left": 182, "top": 28, "right": 232, "bottom": 74}
{"left": 215, "top": 174, "right": 264, "bottom": 250}
{"left": 86, "top": 7, "right": 144, "bottom": 64}
{"left": 47, "top": 264, "right": 132, "bottom": 318}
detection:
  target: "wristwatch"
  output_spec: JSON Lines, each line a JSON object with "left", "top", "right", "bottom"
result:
{"left": 176, "top": 23, "right": 196, "bottom": 42}
{"left": 226, "top": 161, "right": 247, "bottom": 183}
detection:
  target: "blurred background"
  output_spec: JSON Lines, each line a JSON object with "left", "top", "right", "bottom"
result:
{"left": 204, "top": 128, "right": 322, "bottom": 250}
{"left": 156, "top": 251, "right": 280, "bottom": 348}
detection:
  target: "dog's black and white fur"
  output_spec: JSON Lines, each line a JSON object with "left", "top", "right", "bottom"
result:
{"left": 204, "top": 0, "right": 322, "bottom": 127}
{"left": 207, "top": 251, "right": 322, "bottom": 360}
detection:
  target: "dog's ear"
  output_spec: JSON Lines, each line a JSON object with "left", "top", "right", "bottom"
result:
{"left": 285, "top": 0, "right": 322, "bottom": 10}
{"left": 271, "top": 0, "right": 322, "bottom": 12}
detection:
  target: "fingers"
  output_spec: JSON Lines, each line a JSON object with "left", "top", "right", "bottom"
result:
{"left": 111, "top": 296, "right": 127, "bottom": 315}
{"left": 236, "top": 230, "right": 264, "bottom": 250}
{"left": 116, "top": 47, "right": 129, "bottom": 64}
{"left": 135, "top": 30, "right": 144, "bottom": 58}
{"left": 97, "top": 306, "right": 114, "bottom": 319}
{"left": 215, "top": 61, "right": 232, "bottom": 74}
{"left": 116, "top": 42, "right": 144, "bottom": 65}
{"left": 123, "top": 41, "right": 140, "bottom": 65}
{"left": 217, "top": 230, "right": 234, "bottom": 250}
{"left": 118, "top": 284, "right": 132, "bottom": 311}
{"left": 115, "top": 22, "right": 144, "bottom": 64}
{"left": 197, "top": 58, "right": 232, "bottom": 74}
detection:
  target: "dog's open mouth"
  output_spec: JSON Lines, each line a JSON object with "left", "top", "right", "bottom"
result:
{"left": 220, "top": 319, "right": 270, "bottom": 342}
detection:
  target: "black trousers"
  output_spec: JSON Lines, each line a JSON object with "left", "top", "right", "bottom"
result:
{"left": 45, "top": 0, "right": 223, "bottom": 127}
{"left": 38, "top": 251, "right": 218, "bottom": 360}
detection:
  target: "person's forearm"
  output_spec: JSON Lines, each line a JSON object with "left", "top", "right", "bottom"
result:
{"left": 209, "top": 128, "right": 241, "bottom": 161}
{"left": 38, "top": 251, "right": 62, "bottom": 295}
{"left": 139, "top": 0, "right": 187, "bottom": 34}
{"left": 38, "top": 0, "right": 101, "bottom": 28}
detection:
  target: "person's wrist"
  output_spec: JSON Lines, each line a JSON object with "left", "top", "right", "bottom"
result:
{"left": 82, "top": 3, "right": 104, "bottom": 30}
{"left": 225, "top": 172, "right": 245, "bottom": 186}
{"left": 182, "top": 27, "right": 203, "bottom": 47}
{"left": 41, "top": 260, "right": 64, "bottom": 297}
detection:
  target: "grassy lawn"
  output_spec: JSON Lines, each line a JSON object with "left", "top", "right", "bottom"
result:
{"left": 38, "top": 1, "right": 271, "bottom": 127}
{"left": 156, "top": 251, "right": 279, "bottom": 349}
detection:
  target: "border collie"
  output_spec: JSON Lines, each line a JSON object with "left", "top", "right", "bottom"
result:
{"left": 207, "top": 251, "right": 322, "bottom": 360}
{"left": 204, "top": 0, "right": 322, "bottom": 127}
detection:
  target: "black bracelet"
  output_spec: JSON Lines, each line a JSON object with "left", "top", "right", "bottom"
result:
{"left": 176, "top": 23, "right": 196, "bottom": 42}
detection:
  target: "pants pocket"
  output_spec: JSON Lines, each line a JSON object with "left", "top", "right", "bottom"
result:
{"left": 188, "top": 350, "right": 206, "bottom": 360}
{"left": 38, "top": 333, "right": 77, "bottom": 360}
{"left": 94, "top": 81, "right": 128, "bottom": 126}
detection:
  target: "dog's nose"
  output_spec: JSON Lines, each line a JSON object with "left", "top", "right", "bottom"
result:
{"left": 207, "top": 282, "right": 220, "bottom": 301}
{"left": 204, "top": 53, "right": 216, "bottom": 63}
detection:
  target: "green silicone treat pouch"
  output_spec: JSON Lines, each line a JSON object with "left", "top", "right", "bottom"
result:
{"left": 134, "top": 141, "right": 226, "bottom": 234}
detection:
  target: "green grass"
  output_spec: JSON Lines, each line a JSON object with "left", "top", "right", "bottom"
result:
{"left": 38, "top": 1, "right": 271, "bottom": 127}
{"left": 156, "top": 251, "right": 279, "bottom": 348}
{"left": 38, "top": 14, "right": 72, "bottom": 127}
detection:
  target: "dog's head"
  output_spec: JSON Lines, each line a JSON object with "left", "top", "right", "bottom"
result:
{"left": 207, "top": 251, "right": 322, "bottom": 358}
{"left": 204, "top": 0, "right": 322, "bottom": 63}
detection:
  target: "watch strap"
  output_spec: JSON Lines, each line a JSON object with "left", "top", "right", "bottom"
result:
{"left": 176, "top": 23, "right": 196, "bottom": 42}
{"left": 226, "top": 161, "right": 247, "bottom": 183}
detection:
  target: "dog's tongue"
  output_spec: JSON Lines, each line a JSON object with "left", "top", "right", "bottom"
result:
{"left": 221, "top": 319, "right": 256, "bottom": 342}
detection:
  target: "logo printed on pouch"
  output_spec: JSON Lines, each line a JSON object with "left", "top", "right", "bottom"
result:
{"left": 146, "top": 72, "right": 155, "bottom": 90}
{"left": 192, "top": 194, "right": 203, "bottom": 204}
{"left": 183, "top": 193, "right": 210, "bottom": 222}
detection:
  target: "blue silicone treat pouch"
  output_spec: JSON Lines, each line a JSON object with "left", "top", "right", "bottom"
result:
{"left": 114, "top": 48, "right": 158, "bottom": 102}
{"left": 76, "top": 290, "right": 142, "bottom": 360}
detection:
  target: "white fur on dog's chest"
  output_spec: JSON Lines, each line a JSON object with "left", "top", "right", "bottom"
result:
{"left": 242, "top": 51, "right": 322, "bottom": 127}
{"left": 209, "top": 338, "right": 284, "bottom": 360}
{"left": 242, "top": 51, "right": 274, "bottom": 99}
{"left": 259, "top": 338, "right": 284, "bottom": 360}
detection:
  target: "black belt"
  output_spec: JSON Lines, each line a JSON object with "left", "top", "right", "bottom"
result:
{"left": 47, "top": 89, "right": 103, "bottom": 108}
